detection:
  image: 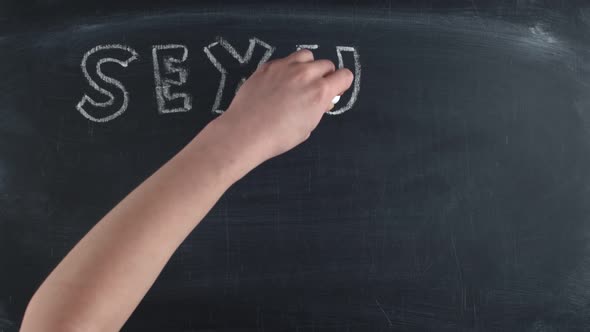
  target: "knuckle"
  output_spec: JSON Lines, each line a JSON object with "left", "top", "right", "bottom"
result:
{"left": 298, "top": 48, "right": 314, "bottom": 59}
{"left": 260, "top": 60, "right": 277, "bottom": 72}
{"left": 303, "top": 65, "right": 316, "bottom": 78}
{"left": 325, "top": 60, "right": 336, "bottom": 72}
{"left": 294, "top": 65, "right": 314, "bottom": 80}
{"left": 343, "top": 68, "right": 354, "bottom": 81}
{"left": 258, "top": 62, "right": 270, "bottom": 72}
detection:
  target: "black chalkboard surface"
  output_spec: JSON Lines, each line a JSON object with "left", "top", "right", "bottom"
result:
{"left": 2, "top": 1, "right": 590, "bottom": 331}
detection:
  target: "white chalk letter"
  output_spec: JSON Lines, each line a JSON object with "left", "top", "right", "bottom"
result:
{"left": 330, "top": 46, "right": 361, "bottom": 115}
{"left": 296, "top": 44, "right": 319, "bottom": 51}
{"left": 152, "top": 44, "right": 192, "bottom": 114}
{"left": 76, "top": 44, "right": 139, "bottom": 123}
{"left": 204, "top": 37, "right": 275, "bottom": 114}
{"left": 294, "top": 44, "right": 361, "bottom": 115}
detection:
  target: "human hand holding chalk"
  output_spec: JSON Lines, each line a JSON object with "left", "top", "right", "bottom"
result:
{"left": 328, "top": 95, "right": 341, "bottom": 112}
{"left": 219, "top": 48, "right": 353, "bottom": 163}
{"left": 21, "top": 49, "right": 353, "bottom": 332}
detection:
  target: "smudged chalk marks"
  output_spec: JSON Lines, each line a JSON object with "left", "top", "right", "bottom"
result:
{"left": 203, "top": 37, "right": 275, "bottom": 114}
{"left": 76, "top": 44, "right": 139, "bottom": 123}
{"left": 152, "top": 44, "right": 192, "bottom": 114}
{"left": 0, "top": 299, "right": 16, "bottom": 332}
{"left": 0, "top": 318, "right": 16, "bottom": 332}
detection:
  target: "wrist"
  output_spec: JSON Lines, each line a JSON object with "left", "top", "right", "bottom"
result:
{"left": 184, "top": 116, "right": 265, "bottom": 185}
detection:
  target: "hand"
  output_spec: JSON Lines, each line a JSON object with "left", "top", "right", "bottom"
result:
{"left": 214, "top": 49, "right": 354, "bottom": 163}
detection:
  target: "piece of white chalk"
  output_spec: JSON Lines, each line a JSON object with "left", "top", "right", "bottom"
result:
{"left": 331, "top": 95, "right": 341, "bottom": 104}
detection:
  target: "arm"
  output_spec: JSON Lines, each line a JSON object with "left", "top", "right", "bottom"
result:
{"left": 20, "top": 49, "right": 353, "bottom": 332}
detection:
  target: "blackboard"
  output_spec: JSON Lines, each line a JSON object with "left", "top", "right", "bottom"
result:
{"left": 2, "top": 1, "right": 590, "bottom": 330}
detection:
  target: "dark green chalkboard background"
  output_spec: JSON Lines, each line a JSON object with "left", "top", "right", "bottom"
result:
{"left": 2, "top": 1, "right": 590, "bottom": 331}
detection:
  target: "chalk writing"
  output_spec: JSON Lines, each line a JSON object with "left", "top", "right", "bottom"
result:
{"left": 296, "top": 44, "right": 319, "bottom": 50}
{"left": 77, "top": 38, "right": 361, "bottom": 123}
{"left": 331, "top": 46, "right": 361, "bottom": 115}
{"left": 76, "top": 44, "right": 139, "bottom": 122}
{"left": 152, "top": 44, "right": 192, "bottom": 114}
{"left": 296, "top": 44, "right": 361, "bottom": 115}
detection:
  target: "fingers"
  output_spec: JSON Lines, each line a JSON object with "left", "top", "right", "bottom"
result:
{"left": 291, "top": 59, "right": 336, "bottom": 80}
{"left": 323, "top": 68, "right": 354, "bottom": 97}
{"left": 286, "top": 50, "right": 335, "bottom": 77}
{"left": 285, "top": 49, "right": 314, "bottom": 63}
{"left": 309, "top": 59, "right": 336, "bottom": 77}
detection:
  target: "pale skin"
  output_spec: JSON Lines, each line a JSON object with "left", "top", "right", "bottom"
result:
{"left": 20, "top": 49, "right": 354, "bottom": 332}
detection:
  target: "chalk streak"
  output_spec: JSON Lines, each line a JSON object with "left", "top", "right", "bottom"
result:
{"left": 375, "top": 298, "right": 393, "bottom": 327}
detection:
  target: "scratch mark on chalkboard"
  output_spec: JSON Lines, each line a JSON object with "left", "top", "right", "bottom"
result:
{"left": 470, "top": 0, "right": 480, "bottom": 18}
{"left": 375, "top": 298, "right": 393, "bottom": 327}
{"left": 0, "top": 318, "right": 16, "bottom": 332}
{"left": 223, "top": 200, "right": 230, "bottom": 281}
{"left": 73, "top": 23, "right": 105, "bottom": 33}
{"left": 387, "top": 0, "right": 392, "bottom": 17}
{"left": 529, "top": 23, "right": 556, "bottom": 44}
{"left": 462, "top": 119, "right": 472, "bottom": 178}
{"left": 450, "top": 232, "right": 464, "bottom": 287}
{"left": 468, "top": 1, "right": 489, "bottom": 40}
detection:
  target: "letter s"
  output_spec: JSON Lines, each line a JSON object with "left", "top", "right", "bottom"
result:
{"left": 76, "top": 44, "right": 139, "bottom": 123}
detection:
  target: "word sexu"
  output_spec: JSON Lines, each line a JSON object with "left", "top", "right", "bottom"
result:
{"left": 76, "top": 37, "right": 362, "bottom": 123}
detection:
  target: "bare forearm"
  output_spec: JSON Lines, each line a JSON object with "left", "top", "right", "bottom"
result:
{"left": 21, "top": 49, "right": 353, "bottom": 332}
{"left": 21, "top": 118, "right": 256, "bottom": 332}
